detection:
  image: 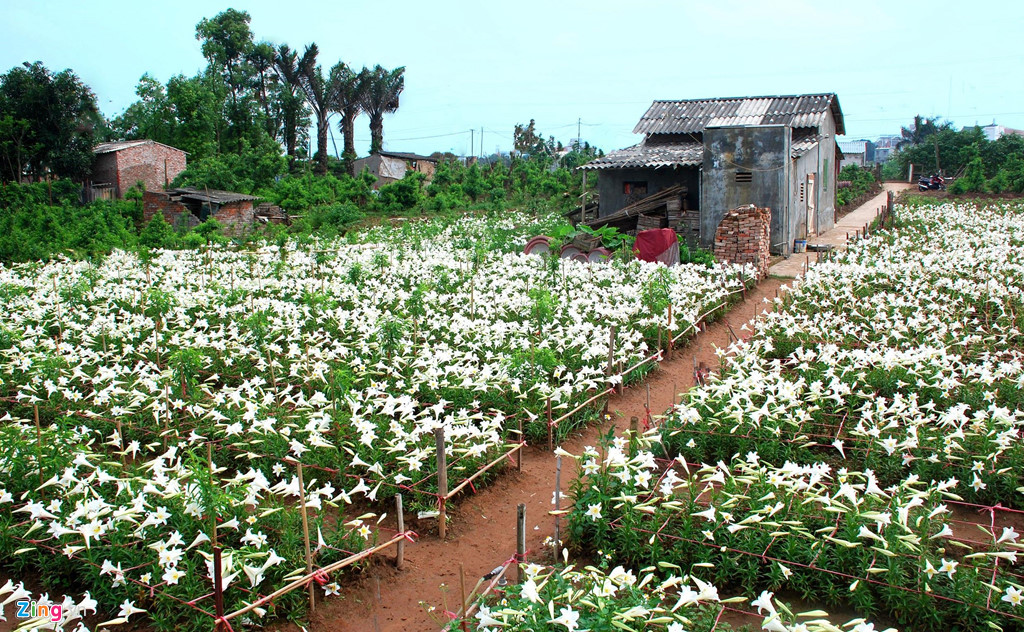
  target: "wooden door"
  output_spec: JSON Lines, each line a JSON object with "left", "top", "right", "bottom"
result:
{"left": 806, "top": 173, "right": 816, "bottom": 237}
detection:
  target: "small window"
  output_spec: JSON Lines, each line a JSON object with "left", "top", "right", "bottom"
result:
{"left": 799, "top": 183, "right": 805, "bottom": 203}
{"left": 623, "top": 181, "right": 647, "bottom": 195}
{"left": 735, "top": 171, "right": 753, "bottom": 183}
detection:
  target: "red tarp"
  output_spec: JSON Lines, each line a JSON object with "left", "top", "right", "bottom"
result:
{"left": 633, "top": 228, "right": 680, "bottom": 265}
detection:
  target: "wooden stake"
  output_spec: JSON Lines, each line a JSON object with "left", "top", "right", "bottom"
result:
{"left": 208, "top": 442, "right": 218, "bottom": 546}
{"left": 296, "top": 462, "right": 315, "bottom": 613}
{"left": 395, "top": 493, "right": 405, "bottom": 570}
{"left": 667, "top": 304, "right": 674, "bottom": 360}
{"left": 546, "top": 398, "right": 553, "bottom": 451}
{"left": 554, "top": 456, "right": 562, "bottom": 553}
{"left": 213, "top": 546, "right": 225, "bottom": 629}
{"left": 516, "top": 416, "right": 523, "bottom": 472}
{"left": 459, "top": 563, "right": 469, "bottom": 618}
{"left": 516, "top": 504, "right": 526, "bottom": 584}
{"left": 435, "top": 428, "right": 448, "bottom": 540}
{"left": 34, "top": 405, "right": 42, "bottom": 487}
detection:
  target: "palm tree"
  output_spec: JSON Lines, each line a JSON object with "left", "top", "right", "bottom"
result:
{"left": 273, "top": 44, "right": 306, "bottom": 158}
{"left": 330, "top": 63, "right": 369, "bottom": 168}
{"left": 294, "top": 43, "right": 342, "bottom": 175}
{"left": 360, "top": 65, "right": 405, "bottom": 154}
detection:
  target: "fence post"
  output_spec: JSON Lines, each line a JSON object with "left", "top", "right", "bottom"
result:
{"left": 435, "top": 428, "right": 448, "bottom": 540}
{"left": 395, "top": 493, "right": 405, "bottom": 570}
{"left": 34, "top": 405, "right": 43, "bottom": 487}
{"left": 296, "top": 463, "right": 315, "bottom": 613}
{"left": 213, "top": 546, "right": 225, "bottom": 631}
{"left": 516, "top": 416, "right": 523, "bottom": 472}
{"left": 554, "top": 456, "right": 562, "bottom": 553}
{"left": 667, "top": 304, "right": 674, "bottom": 360}
{"left": 604, "top": 326, "right": 616, "bottom": 415}
{"left": 516, "top": 504, "right": 526, "bottom": 584}
{"left": 546, "top": 398, "right": 553, "bottom": 451}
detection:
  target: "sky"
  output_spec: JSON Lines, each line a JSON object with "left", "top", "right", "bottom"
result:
{"left": 3, "top": 0, "right": 1024, "bottom": 158}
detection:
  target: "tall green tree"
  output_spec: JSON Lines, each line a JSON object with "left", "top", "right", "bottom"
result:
{"left": 294, "top": 44, "right": 342, "bottom": 175}
{"left": 0, "top": 61, "right": 101, "bottom": 182}
{"left": 331, "top": 63, "right": 369, "bottom": 167}
{"left": 360, "top": 65, "right": 405, "bottom": 154}
{"left": 273, "top": 44, "right": 310, "bottom": 158}
{"left": 195, "top": 9, "right": 257, "bottom": 152}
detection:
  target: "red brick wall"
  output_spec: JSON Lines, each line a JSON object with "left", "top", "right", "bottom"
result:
{"left": 142, "top": 191, "right": 254, "bottom": 236}
{"left": 713, "top": 205, "right": 771, "bottom": 279}
{"left": 215, "top": 201, "right": 255, "bottom": 237}
{"left": 113, "top": 143, "right": 187, "bottom": 195}
{"left": 143, "top": 191, "right": 199, "bottom": 231}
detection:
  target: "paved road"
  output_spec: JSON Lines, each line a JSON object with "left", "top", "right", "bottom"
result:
{"left": 770, "top": 182, "right": 911, "bottom": 277}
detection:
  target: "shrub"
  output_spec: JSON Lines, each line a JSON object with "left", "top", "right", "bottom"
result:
{"left": 949, "top": 157, "right": 987, "bottom": 194}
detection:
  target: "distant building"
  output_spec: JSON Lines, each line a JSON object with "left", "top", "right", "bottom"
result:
{"left": 143, "top": 187, "right": 258, "bottom": 237}
{"left": 91, "top": 140, "right": 187, "bottom": 198}
{"left": 838, "top": 140, "right": 875, "bottom": 168}
{"left": 353, "top": 151, "right": 437, "bottom": 189}
{"left": 873, "top": 135, "right": 900, "bottom": 163}
{"left": 582, "top": 93, "right": 844, "bottom": 254}
{"left": 982, "top": 124, "right": 1024, "bottom": 141}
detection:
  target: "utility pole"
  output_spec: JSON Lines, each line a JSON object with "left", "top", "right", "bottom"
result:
{"left": 470, "top": 129, "right": 474, "bottom": 162}
{"left": 577, "top": 118, "right": 582, "bottom": 150}
{"left": 481, "top": 127, "right": 484, "bottom": 159}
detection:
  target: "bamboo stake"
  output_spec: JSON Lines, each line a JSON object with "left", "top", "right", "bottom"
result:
{"left": 34, "top": 405, "right": 42, "bottom": 487}
{"left": 546, "top": 397, "right": 553, "bottom": 451}
{"left": 554, "top": 456, "right": 562, "bottom": 552}
{"left": 208, "top": 442, "right": 218, "bottom": 546}
{"left": 459, "top": 563, "right": 469, "bottom": 620}
{"left": 516, "top": 416, "right": 523, "bottom": 472}
{"left": 435, "top": 428, "right": 448, "bottom": 540}
{"left": 395, "top": 493, "right": 405, "bottom": 569}
{"left": 296, "top": 462, "right": 315, "bottom": 613}
{"left": 213, "top": 547, "right": 225, "bottom": 630}
{"left": 224, "top": 534, "right": 406, "bottom": 622}
{"left": 516, "top": 504, "right": 526, "bottom": 584}
{"left": 667, "top": 304, "right": 674, "bottom": 360}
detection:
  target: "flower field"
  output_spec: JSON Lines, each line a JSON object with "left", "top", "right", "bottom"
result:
{"left": 0, "top": 211, "right": 754, "bottom": 630}
{"left": 560, "top": 201, "right": 1024, "bottom": 631}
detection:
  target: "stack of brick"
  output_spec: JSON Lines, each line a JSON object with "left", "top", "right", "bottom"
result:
{"left": 713, "top": 205, "right": 771, "bottom": 279}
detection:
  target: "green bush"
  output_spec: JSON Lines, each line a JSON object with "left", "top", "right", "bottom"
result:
{"left": 836, "top": 164, "right": 877, "bottom": 206}
{"left": 138, "top": 212, "right": 177, "bottom": 249}
{"left": 949, "top": 157, "right": 987, "bottom": 194}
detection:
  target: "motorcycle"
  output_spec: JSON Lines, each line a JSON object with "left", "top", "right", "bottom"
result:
{"left": 918, "top": 174, "right": 946, "bottom": 191}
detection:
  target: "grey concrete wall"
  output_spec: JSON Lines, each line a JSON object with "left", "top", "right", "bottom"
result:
{"left": 792, "top": 150, "right": 817, "bottom": 242}
{"left": 700, "top": 126, "right": 790, "bottom": 252}
{"left": 596, "top": 167, "right": 700, "bottom": 218}
{"left": 816, "top": 115, "right": 838, "bottom": 236}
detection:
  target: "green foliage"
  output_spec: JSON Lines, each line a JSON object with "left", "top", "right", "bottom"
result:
{"left": 138, "top": 212, "right": 177, "bottom": 249}
{"left": 376, "top": 171, "right": 424, "bottom": 213}
{"left": 0, "top": 61, "right": 101, "bottom": 182}
{"left": 0, "top": 181, "right": 138, "bottom": 262}
{"left": 949, "top": 156, "right": 987, "bottom": 194}
{"left": 173, "top": 135, "right": 287, "bottom": 193}
{"left": 292, "top": 202, "right": 364, "bottom": 237}
{"left": 836, "top": 164, "right": 877, "bottom": 206}
{"left": 988, "top": 156, "right": 1024, "bottom": 193}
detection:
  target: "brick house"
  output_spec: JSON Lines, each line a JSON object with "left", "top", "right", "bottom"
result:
{"left": 91, "top": 140, "right": 187, "bottom": 198}
{"left": 352, "top": 151, "right": 437, "bottom": 189}
{"left": 143, "top": 187, "right": 258, "bottom": 237}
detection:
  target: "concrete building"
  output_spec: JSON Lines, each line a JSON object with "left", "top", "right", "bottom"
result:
{"left": 873, "top": 135, "right": 900, "bottom": 164}
{"left": 838, "top": 140, "right": 875, "bottom": 168}
{"left": 982, "top": 124, "right": 1024, "bottom": 141}
{"left": 583, "top": 93, "right": 845, "bottom": 255}
{"left": 352, "top": 151, "right": 437, "bottom": 189}
{"left": 143, "top": 187, "right": 258, "bottom": 237}
{"left": 91, "top": 140, "right": 186, "bottom": 198}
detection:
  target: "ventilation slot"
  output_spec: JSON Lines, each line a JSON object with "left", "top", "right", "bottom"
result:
{"left": 735, "top": 171, "right": 753, "bottom": 183}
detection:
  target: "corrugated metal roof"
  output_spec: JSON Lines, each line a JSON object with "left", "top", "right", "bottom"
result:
{"left": 792, "top": 137, "right": 821, "bottom": 158}
{"left": 579, "top": 141, "right": 703, "bottom": 171}
{"left": 169, "top": 187, "right": 259, "bottom": 204}
{"left": 94, "top": 139, "right": 187, "bottom": 155}
{"left": 378, "top": 151, "right": 437, "bottom": 162}
{"left": 633, "top": 93, "right": 844, "bottom": 136}
{"left": 838, "top": 140, "right": 868, "bottom": 155}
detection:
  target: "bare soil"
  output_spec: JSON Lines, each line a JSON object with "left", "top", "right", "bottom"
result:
{"left": 303, "top": 277, "right": 787, "bottom": 632}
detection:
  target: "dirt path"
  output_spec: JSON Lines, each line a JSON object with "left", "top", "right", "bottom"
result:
{"left": 322, "top": 189, "right": 913, "bottom": 631}
{"left": 320, "top": 277, "right": 787, "bottom": 632}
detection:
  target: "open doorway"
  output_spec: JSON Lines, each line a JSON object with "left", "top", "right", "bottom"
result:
{"left": 806, "top": 173, "right": 816, "bottom": 237}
